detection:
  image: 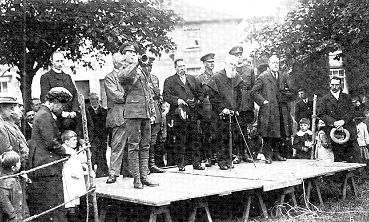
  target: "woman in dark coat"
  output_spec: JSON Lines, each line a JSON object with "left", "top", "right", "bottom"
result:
{"left": 27, "top": 87, "right": 72, "bottom": 221}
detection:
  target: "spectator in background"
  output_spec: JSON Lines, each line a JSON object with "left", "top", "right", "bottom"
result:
{"left": 40, "top": 51, "right": 79, "bottom": 133}
{"left": 24, "top": 110, "right": 35, "bottom": 141}
{"left": 295, "top": 88, "right": 313, "bottom": 126}
{"left": 31, "top": 98, "right": 41, "bottom": 112}
{"left": 87, "top": 92, "right": 109, "bottom": 177}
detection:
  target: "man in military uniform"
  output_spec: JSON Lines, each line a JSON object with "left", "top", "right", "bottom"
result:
{"left": 196, "top": 53, "right": 218, "bottom": 167}
{"left": 143, "top": 56, "right": 165, "bottom": 173}
{"left": 163, "top": 58, "right": 204, "bottom": 171}
{"left": 111, "top": 42, "right": 158, "bottom": 189}
{"left": 229, "top": 46, "right": 255, "bottom": 163}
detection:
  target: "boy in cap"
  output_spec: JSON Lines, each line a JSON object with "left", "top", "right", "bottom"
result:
{"left": 292, "top": 118, "right": 313, "bottom": 159}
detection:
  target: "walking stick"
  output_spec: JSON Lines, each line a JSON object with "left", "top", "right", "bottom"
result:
{"left": 78, "top": 94, "right": 99, "bottom": 222}
{"left": 234, "top": 115, "right": 257, "bottom": 168}
{"left": 229, "top": 113, "right": 233, "bottom": 170}
{"left": 310, "top": 94, "right": 318, "bottom": 160}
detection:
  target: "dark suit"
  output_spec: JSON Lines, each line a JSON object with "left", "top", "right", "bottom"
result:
{"left": 295, "top": 98, "right": 313, "bottom": 124}
{"left": 318, "top": 92, "right": 359, "bottom": 162}
{"left": 251, "top": 69, "right": 296, "bottom": 158}
{"left": 163, "top": 73, "right": 203, "bottom": 168}
{"left": 27, "top": 105, "right": 67, "bottom": 221}
{"left": 88, "top": 105, "right": 108, "bottom": 177}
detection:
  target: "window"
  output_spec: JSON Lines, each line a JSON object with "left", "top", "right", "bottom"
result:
{"left": 184, "top": 27, "right": 200, "bottom": 51}
{"left": 0, "top": 81, "right": 8, "bottom": 93}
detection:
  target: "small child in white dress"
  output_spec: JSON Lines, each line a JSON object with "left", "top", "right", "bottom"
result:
{"left": 61, "top": 130, "right": 87, "bottom": 211}
{"left": 316, "top": 119, "right": 334, "bottom": 162}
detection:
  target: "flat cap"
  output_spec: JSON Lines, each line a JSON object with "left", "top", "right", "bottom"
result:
{"left": 229, "top": 46, "right": 243, "bottom": 55}
{"left": 0, "top": 97, "right": 18, "bottom": 104}
{"left": 200, "top": 53, "right": 215, "bottom": 62}
{"left": 119, "top": 42, "right": 138, "bottom": 53}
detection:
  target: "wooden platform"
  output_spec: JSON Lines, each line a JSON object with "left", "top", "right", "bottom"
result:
{"left": 95, "top": 160, "right": 365, "bottom": 221}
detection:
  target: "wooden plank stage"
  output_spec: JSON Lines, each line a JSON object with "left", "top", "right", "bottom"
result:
{"left": 95, "top": 159, "right": 365, "bottom": 221}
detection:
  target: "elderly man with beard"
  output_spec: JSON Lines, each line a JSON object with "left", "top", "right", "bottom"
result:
{"left": 27, "top": 87, "right": 72, "bottom": 221}
{"left": 208, "top": 55, "right": 244, "bottom": 170}
{"left": 251, "top": 55, "right": 296, "bottom": 164}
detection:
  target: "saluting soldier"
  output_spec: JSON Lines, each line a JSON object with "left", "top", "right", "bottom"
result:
{"left": 229, "top": 46, "right": 255, "bottom": 163}
{"left": 196, "top": 53, "right": 218, "bottom": 167}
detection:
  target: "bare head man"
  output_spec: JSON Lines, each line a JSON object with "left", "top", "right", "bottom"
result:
{"left": 224, "top": 55, "right": 238, "bottom": 78}
{"left": 174, "top": 59, "right": 186, "bottom": 77}
{"left": 50, "top": 51, "right": 65, "bottom": 72}
{"left": 268, "top": 55, "right": 280, "bottom": 73}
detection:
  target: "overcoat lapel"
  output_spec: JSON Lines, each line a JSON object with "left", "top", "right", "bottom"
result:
{"left": 327, "top": 93, "right": 340, "bottom": 108}
{"left": 174, "top": 74, "right": 186, "bottom": 89}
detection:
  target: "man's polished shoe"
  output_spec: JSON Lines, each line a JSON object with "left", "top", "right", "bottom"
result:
{"left": 244, "top": 156, "right": 254, "bottom": 163}
{"left": 232, "top": 155, "right": 241, "bottom": 164}
{"left": 133, "top": 178, "right": 143, "bottom": 189}
{"left": 150, "top": 166, "right": 165, "bottom": 173}
{"left": 178, "top": 166, "right": 186, "bottom": 171}
{"left": 193, "top": 164, "right": 205, "bottom": 170}
{"left": 265, "top": 158, "right": 272, "bottom": 164}
{"left": 275, "top": 155, "right": 287, "bottom": 161}
{"left": 141, "top": 178, "right": 159, "bottom": 187}
{"left": 204, "top": 159, "right": 212, "bottom": 167}
{"left": 106, "top": 175, "right": 117, "bottom": 184}
{"left": 219, "top": 165, "right": 228, "bottom": 170}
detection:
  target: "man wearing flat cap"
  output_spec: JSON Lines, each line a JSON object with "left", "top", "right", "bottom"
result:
{"left": 27, "top": 87, "right": 72, "bottom": 221}
{"left": 105, "top": 42, "right": 158, "bottom": 188}
{"left": 163, "top": 58, "right": 204, "bottom": 171}
{"left": 0, "top": 96, "right": 29, "bottom": 168}
{"left": 229, "top": 46, "right": 255, "bottom": 163}
{"left": 196, "top": 53, "right": 217, "bottom": 167}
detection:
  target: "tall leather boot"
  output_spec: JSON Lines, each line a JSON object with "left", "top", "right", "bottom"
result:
{"left": 140, "top": 158, "right": 159, "bottom": 187}
{"left": 129, "top": 158, "right": 143, "bottom": 189}
{"left": 149, "top": 152, "right": 164, "bottom": 173}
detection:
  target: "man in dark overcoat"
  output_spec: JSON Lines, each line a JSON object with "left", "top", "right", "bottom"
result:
{"left": 27, "top": 87, "right": 72, "bottom": 221}
{"left": 251, "top": 55, "right": 296, "bottom": 164}
{"left": 208, "top": 55, "right": 243, "bottom": 169}
{"left": 318, "top": 77, "right": 359, "bottom": 162}
{"left": 88, "top": 92, "right": 109, "bottom": 177}
{"left": 163, "top": 58, "right": 204, "bottom": 171}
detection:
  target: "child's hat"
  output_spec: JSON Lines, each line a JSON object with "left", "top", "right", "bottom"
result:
{"left": 299, "top": 118, "right": 310, "bottom": 125}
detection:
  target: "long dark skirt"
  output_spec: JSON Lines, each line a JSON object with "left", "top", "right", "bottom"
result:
{"left": 27, "top": 176, "right": 67, "bottom": 221}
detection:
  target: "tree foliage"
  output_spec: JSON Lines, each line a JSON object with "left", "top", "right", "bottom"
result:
{"left": 0, "top": 0, "right": 181, "bottom": 109}
{"left": 247, "top": 0, "right": 369, "bottom": 96}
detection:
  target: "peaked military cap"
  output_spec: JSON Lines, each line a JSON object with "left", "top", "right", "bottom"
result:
{"left": 200, "top": 53, "right": 215, "bottom": 62}
{"left": 229, "top": 46, "right": 243, "bottom": 55}
{"left": 46, "top": 87, "right": 72, "bottom": 103}
{"left": 119, "top": 42, "right": 138, "bottom": 53}
{"left": 0, "top": 97, "right": 18, "bottom": 104}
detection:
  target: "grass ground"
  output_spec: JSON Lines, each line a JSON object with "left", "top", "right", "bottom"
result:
{"left": 214, "top": 178, "right": 369, "bottom": 222}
